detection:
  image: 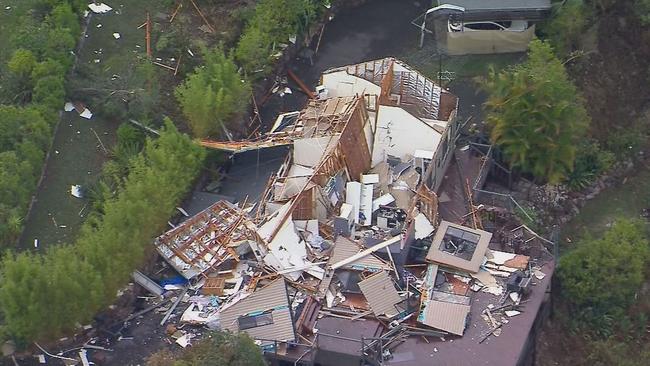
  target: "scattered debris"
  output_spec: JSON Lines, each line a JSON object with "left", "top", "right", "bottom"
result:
{"left": 132, "top": 270, "right": 164, "bottom": 297}
{"left": 70, "top": 185, "right": 83, "bottom": 198}
{"left": 88, "top": 3, "right": 113, "bottom": 14}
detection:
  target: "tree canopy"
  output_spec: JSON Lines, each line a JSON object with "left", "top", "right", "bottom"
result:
{"left": 175, "top": 47, "right": 250, "bottom": 138}
{"left": 483, "top": 39, "right": 590, "bottom": 183}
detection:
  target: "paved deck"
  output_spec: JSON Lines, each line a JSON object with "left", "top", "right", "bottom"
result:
{"left": 437, "top": 147, "right": 485, "bottom": 224}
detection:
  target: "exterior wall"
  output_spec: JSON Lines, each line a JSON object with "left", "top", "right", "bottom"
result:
{"left": 427, "top": 108, "right": 459, "bottom": 192}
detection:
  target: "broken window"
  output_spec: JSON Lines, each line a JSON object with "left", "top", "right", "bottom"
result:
{"left": 238, "top": 312, "right": 274, "bottom": 330}
{"left": 440, "top": 226, "right": 481, "bottom": 261}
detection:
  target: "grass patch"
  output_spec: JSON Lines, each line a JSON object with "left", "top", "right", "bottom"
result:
{"left": 400, "top": 41, "right": 525, "bottom": 82}
{"left": 561, "top": 167, "right": 650, "bottom": 246}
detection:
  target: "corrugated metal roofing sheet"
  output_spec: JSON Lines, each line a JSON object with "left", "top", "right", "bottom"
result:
{"left": 329, "top": 236, "right": 391, "bottom": 271}
{"left": 358, "top": 271, "right": 402, "bottom": 317}
{"left": 420, "top": 299, "right": 470, "bottom": 336}
{"left": 219, "top": 279, "right": 295, "bottom": 343}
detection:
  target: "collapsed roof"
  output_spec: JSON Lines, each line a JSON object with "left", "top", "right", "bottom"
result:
{"left": 150, "top": 57, "right": 554, "bottom": 366}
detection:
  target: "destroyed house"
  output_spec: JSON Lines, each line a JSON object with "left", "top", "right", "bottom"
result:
{"left": 151, "top": 58, "right": 554, "bottom": 366}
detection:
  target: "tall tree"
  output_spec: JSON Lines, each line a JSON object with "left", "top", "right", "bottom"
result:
{"left": 483, "top": 39, "right": 589, "bottom": 183}
{"left": 175, "top": 47, "right": 250, "bottom": 138}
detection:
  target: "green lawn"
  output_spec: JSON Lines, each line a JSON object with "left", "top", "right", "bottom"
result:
{"left": 400, "top": 41, "right": 525, "bottom": 83}
{"left": 561, "top": 166, "right": 650, "bottom": 248}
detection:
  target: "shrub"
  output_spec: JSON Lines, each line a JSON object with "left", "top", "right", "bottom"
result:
{"left": 637, "top": 0, "right": 650, "bottom": 25}
{"left": 235, "top": 0, "right": 319, "bottom": 76}
{"left": 146, "top": 331, "right": 265, "bottom": 366}
{"left": 483, "top": 39, "right": 590, "bottom": 183}
{"left": 564, "top": 140, "right": 614, "bottom": 190}
{"left": 558, "top": 219, "right": 650, "bottom": 330}
{"left": 541, "top": 0, "right": 593, "bottom": 57}
{"left": 176, "top": 47, "right": 250, "bottom": 137}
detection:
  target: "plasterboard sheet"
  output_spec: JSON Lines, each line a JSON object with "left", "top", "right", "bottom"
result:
{"left": 372, "top": 193, "right": 395, "bottom": 212}
{"left": 414, "top": 149, "right": 434, "bottom": 159}
{"left": 414, "top": 213, "right": 435, "bottom": 239}
{"left": 346, "top": 182, "right": 362, "bottom": 224}
{"left": 361, "top": 174, "right": 380, "bottom": 184}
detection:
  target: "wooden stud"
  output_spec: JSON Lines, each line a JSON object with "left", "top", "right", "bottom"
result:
{"left": 170, "top": 0, "right": 184, "bottom": 23}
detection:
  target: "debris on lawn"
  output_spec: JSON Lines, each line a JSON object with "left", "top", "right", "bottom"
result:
{"left": 88, "top": 3, "right": 113, "bottom": 14}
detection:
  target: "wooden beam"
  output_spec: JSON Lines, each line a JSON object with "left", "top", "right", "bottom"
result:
{"left": 287, "top": 69, "right": 315, "bottom": 99}
{"left": 145, "top": 12, "right": 152, "bottom": 58}
{"left": 174, "top": 54, "right": 182, "bottom": 76}
{"left": 170, "top": 0, "right": 184, "bottom": 23}
{"left": 331, "top": 236, "right": 401, "bottom": 270}
{"left": 189, "top": 0, "right": 215, "bottom": 33}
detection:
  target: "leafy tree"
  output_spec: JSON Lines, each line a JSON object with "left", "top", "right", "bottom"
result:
{"left": 558, "top": 219, "right": 650, "bottom": 328}
{"left": 7, "top": 49, "right": 37, "bottom": 76}
{"left": 483, "top": 39, "right": 589, "bottom": 183}
{"left": 175, "top": 47, "right": 250, "bottom": 137}
{"left": 146, "top": 332, "right": 266, "bottom": 366}
{"left": 564, "top": 140, "right": 614, "bottom": 190}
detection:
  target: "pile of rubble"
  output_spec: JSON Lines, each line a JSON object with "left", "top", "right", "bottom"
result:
{"left": 132, "top": 58, "right": 556, "bottom": 365}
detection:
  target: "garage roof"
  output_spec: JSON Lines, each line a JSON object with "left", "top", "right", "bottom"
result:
{"left": 442, "top": 0, "right": 551, "bottom": 12}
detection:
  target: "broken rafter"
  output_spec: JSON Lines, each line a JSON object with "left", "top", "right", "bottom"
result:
{"left": 331, "top": 236, "right": 401, "bottom": 270}
{"left": 153, "top": 61, "right": 176, "bottom": 71}
{"left": 189, "top": 0, "right": 215, "bottom": 33}
{"left": 145, "top": 12, "right": 152, "bottom": 58}
{"left": 287, "top": 69, "right": 316, "bottom": 99}
{"left": 174, "top": 54, "right": 183, "bottom": 76}
{"left": 170, "top": 0, "right": 184, "bottom": 23}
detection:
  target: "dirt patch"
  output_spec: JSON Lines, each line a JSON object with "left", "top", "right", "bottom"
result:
{"left": 568, "top": 4, "right": 650, "bottom": 140}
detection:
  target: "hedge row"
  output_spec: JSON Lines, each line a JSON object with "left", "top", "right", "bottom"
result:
{"left": 0, "top": 121, "right": 206, "bottom": 343}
